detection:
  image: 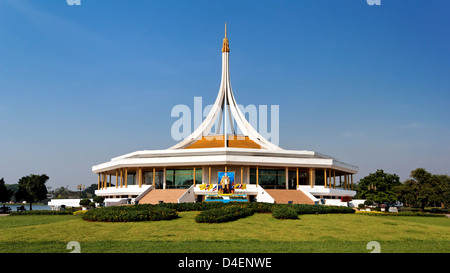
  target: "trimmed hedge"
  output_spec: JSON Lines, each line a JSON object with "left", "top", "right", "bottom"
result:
{"left": 157, "top": 202, "right": 231, "bottom": 212}
{"left": 356, "top": 211, "right": 446, "bottom": 217}
{"left": 79, "top": 202, "right": 356, "bottom": 223}
{"left": 246, "top": 202, "right": 275, "bottom": 213}
{"left": 293, "top": 204, "right": 355, "bottom": 215}
{"left": 82, "top": 205, "right": 178, "bottom": 222}
{"left": 272, "top": 205, "right": 299, "bottom": 219}
{"left": 194, "top": 204, "right": 254, "bottom": 223}
{"left": 271, "top": 204, "right": 354, "bottom": 220}
{"left": 9, "top": 210, "right": 75, "bottom": 216}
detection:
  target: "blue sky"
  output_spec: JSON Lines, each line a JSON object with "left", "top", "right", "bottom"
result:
{"left": 0, "top": 0, "right": 449, "bottom": 190}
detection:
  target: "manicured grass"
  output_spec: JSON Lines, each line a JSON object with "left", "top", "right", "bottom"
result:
{"left": 0, "top": 212, "right": 448, "bottom": 253}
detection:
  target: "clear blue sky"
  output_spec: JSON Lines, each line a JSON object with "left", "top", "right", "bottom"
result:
{"left": 0, "top": 0, "right": 449, "bottom": 190}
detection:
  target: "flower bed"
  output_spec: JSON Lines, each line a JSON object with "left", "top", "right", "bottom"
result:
{"left": 73, "top": 210, "right": 88, "bottom": 216}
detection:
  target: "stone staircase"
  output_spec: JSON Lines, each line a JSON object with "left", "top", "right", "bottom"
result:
{"left": 137, "top": 189, "right": 188, "bottom": 204}
{"left": 264, "top": 189, "right": 315, "bottom": 205}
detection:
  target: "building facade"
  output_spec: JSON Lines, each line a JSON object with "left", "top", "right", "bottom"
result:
{"left": 93, "top": 25, "right": 358, "bottom": 206}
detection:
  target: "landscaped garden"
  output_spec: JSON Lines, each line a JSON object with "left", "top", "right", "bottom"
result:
{"left": 1, "top": 202, "right": 448, "bottom": 253}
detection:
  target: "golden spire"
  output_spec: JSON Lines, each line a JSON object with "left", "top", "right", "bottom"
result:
{"left": 222, "top": 22, "right": 230, "bottom": 53}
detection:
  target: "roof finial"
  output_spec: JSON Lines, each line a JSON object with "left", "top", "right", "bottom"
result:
{"left": 222, "top": 22, "right": 230, "bottom": 53}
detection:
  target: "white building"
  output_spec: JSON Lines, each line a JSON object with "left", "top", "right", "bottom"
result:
{"left": 48, "top": 199, "right": 82, "bottom": 210}
{"left": 93, "top": 24, "right": 358, "bottom": 206}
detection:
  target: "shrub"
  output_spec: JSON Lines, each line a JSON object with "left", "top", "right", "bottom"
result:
{"left": 292, "top": 204, "right": 355, "bottom": 215}
{"left": 79, "top": 199, "right": 91, "bottom": 206}
{"left": 82, "top": 205, "right": 178, "bottom": 222}
{"left": 93, "top": 196, "right": 105, "bottom": 205}
{"left": 9, "top": 210, "right": 74, "bottom": 216}
{"left": 157, "top": 202, "right": 228, "bottom": 212}
{"left": 79, "top": 202, "right": 356, "bottom": 223}
{"left": 395, "top": 211, "right": 446, "bottom": 217}
{"left": 194, "top": 204, "right": 254, "bottom": 223}
{"left": 429, "top": 207, "right": 448, "bottom": 214}
{"left": 355, "top": 211, "right": 446, "bottom": 217}
{"left": 246, "top": 202, "right": 275, "bottom": 213}
{"left": 272, "top": 205, "right": 298, "bottom": 219}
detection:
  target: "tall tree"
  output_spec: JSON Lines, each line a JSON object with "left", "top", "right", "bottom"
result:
{"left": 432, "top": 174, "right": 450, "bottom": 208}
{"left": 15, "top": 174, "right": 49, "bottom": 210}
{"left": 0, "top": 178, "right": 13, "bottom": 203}
{"left": 355, "top": 169, "right": 401, "bottom": 205}
{"left": 395, "top": 168, "right": 449, "bottom": 211}
{"left": 84, "top": 183, "right": 99, "bottom": 197}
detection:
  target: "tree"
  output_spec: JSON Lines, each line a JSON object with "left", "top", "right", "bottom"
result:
{"left": 0, "top": 178, "right": 13, "bottom": 203}
{"left": 394, "top": 179, "right": 418, "bottom": 207}
{"left": 79, "top": 198, "right": 91, "bottom": 206}
{"left": 53, "top": 186, "right": 71, "bottom": 199}
{"left": 355, "top": 169, "right": 401, "bottom": 205}
{"left": 395, "top": 168, "right": 450, "bottom": 211}
{"left": 93, "top": 196, "right": 105, "bottom": 206}
{"left": 84, "top": 184, "right": 99, "bottom": 197}
{"left": 432, "top": 174, "right": 450, "bottom": 208}
{"left": 15, "top": 174, "right": 49, "bottom": 210}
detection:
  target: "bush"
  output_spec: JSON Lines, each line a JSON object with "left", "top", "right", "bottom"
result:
{"left": 292, "top": 204, "right": 355, "bottom": 215}
{"left": 246, "top": 202, "right": 275, "bottom": 213}
{"left": 79, "top": 202, "right": 356, "bottom": 223}
{"left": 93, "top": 196, "right": 105, "bottom": 205}
{"left": 398, "top": 207, "right": 420, "bottom": 212}
{"left": 428, "top": 207, "right": 448, "bottom": 214}
{"left": 355, "top": 211, "right": 446, "bottom": 217}
{"left": 194, "top": 204, "right": 254, "bottom": 223}
{"left": 82, "top": 205, "right": 178, "bottom": 222}
{"left": 9, "top": 210, "right": 74, "bottom": 216}
{"left": 272, "top": 205, "right": 298, "bottom": 219}
{"left": 395, "top": 211, "right": 446, "bottom": 217}
{"left": 79, "top": 199, "right": 91, "bottom": 206}
{"left": 157, "top": 202, "right": 228, "bottom": 212}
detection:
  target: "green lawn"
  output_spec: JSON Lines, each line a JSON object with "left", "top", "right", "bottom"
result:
{"left": 0, "top": 212, "right": 449, "bottom": 253}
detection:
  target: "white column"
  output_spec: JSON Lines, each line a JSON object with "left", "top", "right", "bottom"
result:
{"left": 163, "top": 167, "right": 166, "bottom": 189}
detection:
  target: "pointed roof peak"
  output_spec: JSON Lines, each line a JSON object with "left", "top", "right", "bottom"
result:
{"left": 222, "top": 22, "right": 230, "bottom": 53}
{"left": 224, "top": 22, "right": 227, "bottom": 38}
{"left": 169, "top": 25, "right": 281, "bottom": 151}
